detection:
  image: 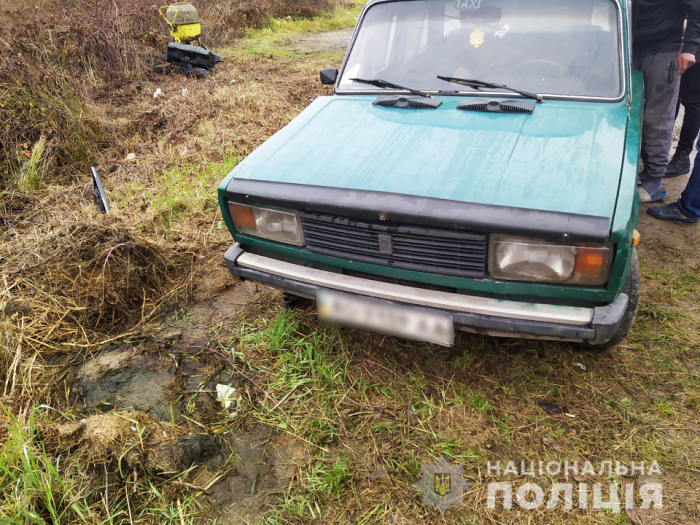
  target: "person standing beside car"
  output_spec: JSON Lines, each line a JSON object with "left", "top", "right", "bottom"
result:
{"left": 633, "top": 0, "right": 700, "bottom": 203}
{"left": 665, "top": 62, "right": 700, "bottom": 177}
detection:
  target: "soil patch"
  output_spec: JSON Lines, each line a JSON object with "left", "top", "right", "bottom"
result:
{"left": 282, "top": 27, "right": 353, "bottom": 54}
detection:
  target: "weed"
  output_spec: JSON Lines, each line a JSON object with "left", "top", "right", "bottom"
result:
{"left": 17, "top": 135, "right": 47, "bottom": 191}
{"left": 305, "top": 458, "right": 353, "bottom": 496}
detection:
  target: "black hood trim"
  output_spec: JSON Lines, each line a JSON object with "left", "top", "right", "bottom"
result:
{"left": 226, "top": 179, "right": 611, "bottom": 243}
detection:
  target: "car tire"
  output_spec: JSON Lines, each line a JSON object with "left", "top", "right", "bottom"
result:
{"left": 580, "top": 248, "right": 640, "bottom": 351}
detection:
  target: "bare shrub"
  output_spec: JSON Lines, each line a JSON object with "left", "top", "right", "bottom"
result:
{"left": 0, "top": 0, "right": 338, "bottom": 187}
{"left": 197, "top": 0, "right": 335, "bottom": 45}
{"left": 0, "top": 1, "right": 162, "bottom": 186}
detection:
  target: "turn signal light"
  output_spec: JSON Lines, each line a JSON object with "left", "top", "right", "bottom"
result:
{"left": 574, "top": 249, "right": 606, "bottom": 276}
{"left": 230, "top": 203, "right": 257, "bottom": 229}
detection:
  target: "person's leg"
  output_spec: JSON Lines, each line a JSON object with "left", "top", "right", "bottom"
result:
{"left": 634, "top": 52, "right": 650, "bottom": 174}
{"left": 679, "top": 147, "right": 700, "bottom": 219}
{"left": 638, "top": 45, "right": 682, "bottom": 200}
{"left": 648, "top": 142, "right": 700, "bottom": 225}
{"left": 677, "top": 64, "right": 700, "bottom": 153}
{"left": 667, "top": 64, "right": 700, "bottom": 176}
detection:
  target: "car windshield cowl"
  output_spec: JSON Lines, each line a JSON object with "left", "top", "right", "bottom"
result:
{"left": 338, "top": 0, "right": 623, "bottom": 100}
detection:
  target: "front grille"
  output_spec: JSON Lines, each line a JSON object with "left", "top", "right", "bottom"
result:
{"left": 300, "top": 212, "right": 487, "bottom": 278}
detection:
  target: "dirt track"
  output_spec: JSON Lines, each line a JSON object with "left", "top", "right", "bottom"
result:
{"left": 282, "top": 27, "right": 354, "bottom": 53}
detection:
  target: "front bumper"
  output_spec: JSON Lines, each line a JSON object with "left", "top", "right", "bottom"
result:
{"left": 224, "top": 244, "right": 628, "bottom": 345}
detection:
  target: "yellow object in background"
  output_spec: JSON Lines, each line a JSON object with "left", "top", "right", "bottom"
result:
{"left": 159, "top": 2, "right": 202, "bottom": 45}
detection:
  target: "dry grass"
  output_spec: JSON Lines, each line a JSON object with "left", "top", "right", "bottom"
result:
{"left": 0, "top": 23, "right": 341, "bottom": 403}
{"left": 6, "top": 2, "right": 698, "bottom": 524}
{"left": 4, "top": 217, "right": 193, "bottom": 332}
{"left": 0, "top": 5, "right": 350, "bottom": 521}
{"left": 0, "top": 0, "right": 347, "bottom": 187}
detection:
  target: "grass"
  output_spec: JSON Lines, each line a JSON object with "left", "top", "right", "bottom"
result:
{"left": 240, "top": 0, "right": 363, "bottom": 55}
{"left": 0, "top": 408, "right": 201, "bottom": 524}
{"left": 1, "top": 5, "right": 350, "bottom": 522}
{"left": 113, "top": 156, "right": 237, "bottom": 232}
{"left": 208, "top": 280, "right": 700, "bottom": 523}
{"left": 17, "top": 135, "right": 47, "bottom": 191}
{"left": 246, "top": 0, "right": 363, "bottom": 38}
{"left": 0, "top": 410, "right": 90, "bottom": 523}
{"left": 3, "top": 1, "right": 700, "bottom": 524}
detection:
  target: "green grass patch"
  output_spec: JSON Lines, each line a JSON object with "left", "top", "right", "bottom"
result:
{"left": 239, "top": 0, "right": 363, "bottom": 56}
{"left": 112, "top": 155, "right": 238, "bottom": 232}
{"left": 0, "top": 408, "right": 200, "bottom": 524}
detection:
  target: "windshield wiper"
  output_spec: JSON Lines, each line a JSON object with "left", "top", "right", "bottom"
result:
{"left": 350, "top": 78, "right": 432, "bottom": 98}
{"left": 437, "top": 76, "right": 543, "bottom": 103}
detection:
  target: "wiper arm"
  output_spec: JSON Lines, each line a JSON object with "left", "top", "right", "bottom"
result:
{"left": 350, "top": 78, "right": 432, "bottom": 98}
{"left": 437, "top": 76, "right": 543, "bottom": 103}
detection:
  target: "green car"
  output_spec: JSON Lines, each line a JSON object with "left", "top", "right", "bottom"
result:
{"left": 219, "top": 0, "right": 641, "bottom": 349}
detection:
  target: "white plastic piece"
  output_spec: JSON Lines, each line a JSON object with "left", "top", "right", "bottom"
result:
{"left": 216, "top": 384, "right": 237, "bottom": 410}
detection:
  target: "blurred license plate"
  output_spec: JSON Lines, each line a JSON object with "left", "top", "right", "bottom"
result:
{"left": 317, "top": 291, "right": 454, "bottom": 346}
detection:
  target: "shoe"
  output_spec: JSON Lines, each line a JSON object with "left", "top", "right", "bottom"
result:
{"left": 647, "top": 201, "right": 699, "bottom": 225}
{"left": 637, "top": 187, "right": 668, "bottom": 203}
{"left": 665, "top": 151, "right": 691, "bottom": 178}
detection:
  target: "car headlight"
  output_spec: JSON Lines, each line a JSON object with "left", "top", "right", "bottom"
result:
{"left": 489, "top": 235, "right": 612, "bottom": 285}
{"left": 228, "top": 202, "right": 304, "bottom": 246}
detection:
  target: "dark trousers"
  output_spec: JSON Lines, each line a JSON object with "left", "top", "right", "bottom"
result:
{"left": 634, "top": 44, "right": 683, "bottom": 180}
{"left": 674, "top": 62, "right": 700, "bottom": 154}
{"left": 680, "top": 143, "right": 700, "bottom": 219}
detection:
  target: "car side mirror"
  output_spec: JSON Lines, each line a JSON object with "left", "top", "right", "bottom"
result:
{"left": 320, "top": 68, "right": 338, "bottom": 85}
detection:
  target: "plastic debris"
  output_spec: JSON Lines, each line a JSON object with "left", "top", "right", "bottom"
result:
{"left": 91, "top": 167, "right": 110, "bottom": 213}
{"left": 125, "top": 153, "right": 136, "bottom": 161}
{"left": 153, "top": 88, "right": 163, "bottom": 98}
{"left": 216, "top": 384, "right": 239, "bottom": 416}
{"left": 181, "top": 88, "right": 188, "bottom": 96}
{"left": 574, "top": 362, "right": 587, "bottom": 371}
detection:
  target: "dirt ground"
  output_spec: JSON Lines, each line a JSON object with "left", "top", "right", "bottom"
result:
{"left": 3, "top": 20, "right": 700, "bottom": 525}
{"left": 282, "top": 27, "right": 354, "bottom": 54}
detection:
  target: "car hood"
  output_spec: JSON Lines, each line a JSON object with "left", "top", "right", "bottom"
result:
{"left": 230, "top": 96, "right": 629, "bottom": 220}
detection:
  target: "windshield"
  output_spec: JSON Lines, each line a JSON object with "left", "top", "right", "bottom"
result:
{"left": 338, "top": 0, "right": 623, "bottom": 99}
